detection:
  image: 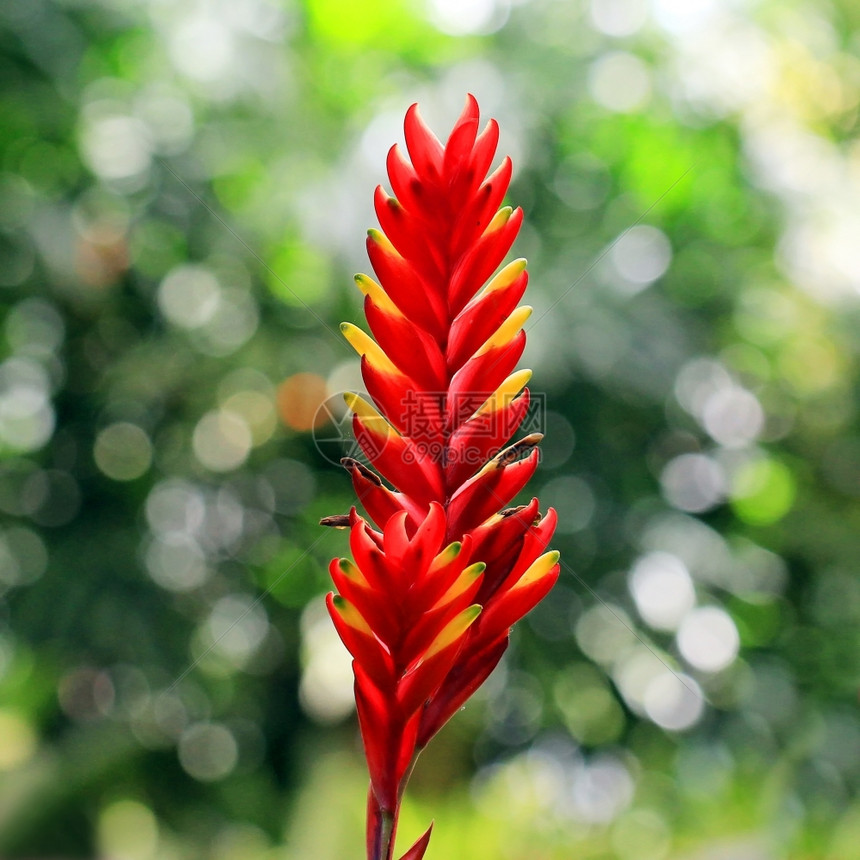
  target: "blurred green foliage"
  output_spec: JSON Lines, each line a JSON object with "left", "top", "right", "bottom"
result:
{"left": 1, "top": 0, "right": 860, "bottom": 858}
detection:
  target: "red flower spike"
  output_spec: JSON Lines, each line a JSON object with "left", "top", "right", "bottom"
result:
{"left": 323, "top": 96, "right": 559, "bottom": 860}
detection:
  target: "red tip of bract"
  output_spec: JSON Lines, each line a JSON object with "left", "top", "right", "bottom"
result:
{"left": 398, "top": 822, "right": 434, "bottom": 860}
{"left": 443, "top": 95, "right": 480, "bottom": 180}
{"left": 404, "top": 103, "right": 444, "bottom": 182}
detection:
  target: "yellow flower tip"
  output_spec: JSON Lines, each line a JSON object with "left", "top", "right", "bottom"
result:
{"left": 341, "top": 324, "right": 401, "bottom": 376}
{"left": 339, "top": 557, "right": 370, "bottom": 588}
{"left": 465, "top": 561, "right": 486, "bottom": 578}
{"left": 475, "top": 369, "right": 532, "bottom": 417}
{"left": 429, "top": 541, "right": 462, "bottom": 575}
{"left": 354, "top": 273, "right": 402, "bottom": 317}
{"left": 338, "top": 557, "right": 358, "bottom": 577}
{"left": 343, "top": 391, "right": 368, "bottom": 413}
{"left": 515, "top": 550, "right": 561, "bottom": 591}
{"left": 482, "top": 258, "right": 528, "bottom": 297}
{"left": 367, "top": 228, "right": 397, "bottom": 255}
{"left": 487, "top": 206, "right": 513, "bottom": 232}
{"left": 433, "top": 563, "right": 486, "bottom": 610}
{"left": 342, "top": 390, "right": 362, "bottom": 411}
{"left": 343, "top": 392, "right": 399, "bottom": 439}
{"left": 474, "top": 305, "right": 534, "bottom": 357}
{"left": 332, "top": 595, "right": 373, "bottom": 635}
{"left": 425, "top": 605, "right": 482, "bottom": 659}
{"left": 343, "top": 391, "right": 376, "bottom": 419}
{"left": 442, "top": 541, "right": 462, "bottom": 560}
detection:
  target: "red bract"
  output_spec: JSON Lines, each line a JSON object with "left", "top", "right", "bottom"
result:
{"left": 323, "top": 95, "right": 559, "bottom": 860}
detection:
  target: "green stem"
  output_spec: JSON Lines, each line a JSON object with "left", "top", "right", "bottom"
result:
{"left": 379, "top": 809, "right": 396, "bottom": 860}
{"left": 372, "top": 749, "right": 423, "bottom": 860}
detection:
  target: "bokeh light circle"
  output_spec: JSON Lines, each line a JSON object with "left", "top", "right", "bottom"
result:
{"left": 178, "top": 722, "right": 239, "bottom": 782}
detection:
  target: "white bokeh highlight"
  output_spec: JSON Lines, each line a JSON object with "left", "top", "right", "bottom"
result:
{"left": 628, "top": 551, "right": 696, "bottom": 631}
{"left": 677, "top": 606, "right": 740, "bottom": 673}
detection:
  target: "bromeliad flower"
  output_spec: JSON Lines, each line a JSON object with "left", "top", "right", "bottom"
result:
{"left": 322, "top": 95, "right": 559, "bottom": 860}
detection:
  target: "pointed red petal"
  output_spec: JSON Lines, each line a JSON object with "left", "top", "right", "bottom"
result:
{"left": 346, "top": 461, "right": 399, "bottom": 525}
{"left": 397, "top": 606, "right": 481, "bottom": 716}
{"left": 447, "top": 259, "right": 526, "bottom": 371}
{"left": 355, "top": 666, "right": 398, "bottom": 811}
{"left": 488, "top": 506, "right": 558, "bottom": 594}
{"left": 362, "top": 358, "right": 445, "bottom": 445}
{"left": 326, "top": 593, "right": 393, "bottom": 690}
{"left": 398, "top": 822, "right": 434, "bottom": 860}
{"left": 386, "top": 143, "right": 427, "bottom": 217}
{"left": 478, "top": 558, "right": 560, "bottom": 642}
{"left": 374, "top": 185, "right": 446, "bottom": 285}
{"left": 466, "top": 115, "right": 500, "bottom": 189}
{"left": 350, "top": 517, "right": 395, "bottom": 592}
{"left": 404, "top": 103, "right": 444, "bottom": 181}
{"left": 367, "top": 231, "right": 445, "bottom": 336}
{"left": 329, "top": 558, "right": 398, "bottom": 645}
{"left": 409, "top": 535, "right": 473, "bottom": 610}
{"left": 399, "top": 570, "right": 483, "bottom": 669}
{"left": 446, "top": 333, "right": 526, "bottom": 430}
{"left": 465, "top": 500, "right": 544, "bottom": 608}
{"left": 443, "top": 94, "right": 480, "bottom": 181}
{"left": 449, "top": 156, "right": 513, "bottom": 260}
{"left": 405, "top": 501, "right": 448, "bottom": 577}
{"left": 417, "top": 636, "right": 509, "bottom": 746}
{"left": 445, "top": 391, "right": 531, "bottom": 492}
{"left": 353, "top": 416, "right": 444, "bottom": 505}
{"left": 364, "top": 297, "right": 447, "bottom": 390}
{"left": 448, "top": 114, "right": 500, "bottom": 203}
{"left": 449, "top": 207, "right": 523, "bottom": 314}
{"left": 446, "top": 448, "right": 540, "bottom": 538}
{"left": 382, "top": 509, "right": 412, "bottom": 566}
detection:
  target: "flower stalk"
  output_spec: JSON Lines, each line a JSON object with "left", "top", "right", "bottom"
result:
{"left": 323, "top": 95, "right": 559, "bottom": 860}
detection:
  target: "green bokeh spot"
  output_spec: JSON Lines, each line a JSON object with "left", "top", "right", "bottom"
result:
{"left": 619, "top": 120, "right": 696, "bottom": 215}
{"left": 554, "top": 664, "right": 625, "bottom": 746}
{"left": 212, "top": 160, "right": 267, "bottom": 211}
{"left": 731, "top": 458, "right": 796, "bottom": 526}
{"left": 729, "top": 595, "right": 783, "bottom": 647}
{"left": 130, "top": 219, "right": 187, "bottom": 278}
{"left": 260, "top": 545, "right": 326, "bottom": 608}
{"left": 305, "top": 0, "right": 441, "bottom": 57}
{"left": 266, "top": 243, "right": 332, "bottom": 307}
